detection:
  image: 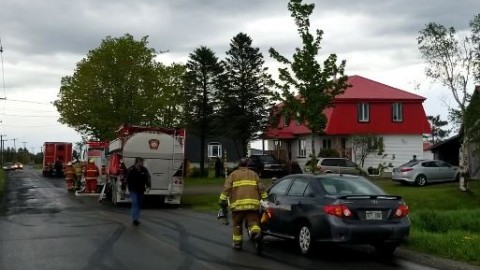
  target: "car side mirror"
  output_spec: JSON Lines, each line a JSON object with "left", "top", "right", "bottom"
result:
{"left": 268, "top": 193, "right": 277, "bottom": 202}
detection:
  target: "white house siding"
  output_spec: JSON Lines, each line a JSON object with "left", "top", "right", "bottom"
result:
{"left": 358, "top": 135, "right": 424, "bottom": 172}
{"left": 423, "top": 150, "right": 434, "bottom": 160}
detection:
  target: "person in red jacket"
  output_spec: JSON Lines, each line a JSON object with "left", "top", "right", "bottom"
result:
{"left": 84, "top": 159, "right": 99, "bottom": 193}
{"left": 64, "top": 162, "right": 76, "bottom": 191}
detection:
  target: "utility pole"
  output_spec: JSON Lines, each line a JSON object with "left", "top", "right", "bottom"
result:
{"left": 0, "top": 134, "right": 6, "bottom": 166}
{"left": 12, "top": 138, "right": 17, "bottom": 162}
{"left": 21, "top": 141, "right": 27, "bottom": 150}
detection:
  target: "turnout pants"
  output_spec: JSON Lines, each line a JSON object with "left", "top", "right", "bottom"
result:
{"left": 232, "top": 210, "right": 261, "bottom": 245}
{"left": 85, "top": 178, "right": 97, "bottom": 193}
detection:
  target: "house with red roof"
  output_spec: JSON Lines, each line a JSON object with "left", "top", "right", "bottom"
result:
{"left": 263, "top": 75, "right": 431, "bottom": 172}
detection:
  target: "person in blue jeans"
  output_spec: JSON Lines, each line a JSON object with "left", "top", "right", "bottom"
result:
{"left": 126, "top": 157, "right": 151, "bottom": 226}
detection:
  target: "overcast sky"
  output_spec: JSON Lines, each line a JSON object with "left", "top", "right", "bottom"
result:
{"left": 0, "top": 0, "right": 479, "bottom": 153}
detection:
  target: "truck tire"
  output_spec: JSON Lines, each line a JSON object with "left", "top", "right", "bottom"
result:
{"left": 111, "top": 181, "right": 118, "bottom": 206}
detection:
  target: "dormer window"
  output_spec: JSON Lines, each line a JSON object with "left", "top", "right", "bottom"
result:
{"left": 357, "top": 103, "right": 369, "bottom": 122}
{"left": 392, "top": 102, "right": 403, "bottom": 122}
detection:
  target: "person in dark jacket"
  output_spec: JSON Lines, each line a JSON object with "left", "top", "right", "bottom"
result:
{"left": 126, "top": 157, "right": 151, "bottom": 226}
{"left": 215, "top": 157, "right": 224, "bottom": 178}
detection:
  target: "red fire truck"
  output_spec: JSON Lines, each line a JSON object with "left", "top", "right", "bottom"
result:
{"left": 79, "top": 141, "right": 109, "bottom": 193}
{"left": 42, "top": 142, "right": 73, "bottom": 177}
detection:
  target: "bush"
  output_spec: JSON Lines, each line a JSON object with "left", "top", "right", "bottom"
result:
{"left": 318, "top": 148, "right": 340, "bottom": 158}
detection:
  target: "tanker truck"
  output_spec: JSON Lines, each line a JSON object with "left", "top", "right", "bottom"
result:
{"left": 105, "top": 124, "right": 185, "bottom": 205}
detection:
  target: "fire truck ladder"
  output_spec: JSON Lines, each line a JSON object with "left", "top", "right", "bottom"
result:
{"left": 168, "top": 130, "right": 182, "bottom": 196}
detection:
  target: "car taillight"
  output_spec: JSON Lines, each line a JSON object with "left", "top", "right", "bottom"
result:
{"left": 323, "top": 205, "right": 352, "bottom": 218}
{"left": 394, "top": 205, "right": 409, "bottom": 218}
{"left": 400, "top": 167, "right": 413, "bottom": 172}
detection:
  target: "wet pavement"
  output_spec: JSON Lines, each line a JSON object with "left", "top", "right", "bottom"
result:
{"left": 0, "top": 168, "right": 473, "bottom": 270}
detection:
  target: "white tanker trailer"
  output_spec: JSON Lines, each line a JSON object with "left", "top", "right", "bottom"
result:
{"left": 105, "top": 125, "right": 185, "bottom": 205}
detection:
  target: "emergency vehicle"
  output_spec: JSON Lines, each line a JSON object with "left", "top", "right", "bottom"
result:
{"left": 79, "top": 141, "right": 109, "bottom": 192}
{"left": 42, "top": 142, "right": 73, "bottom": 177}
{"left": 104, "top": 124, "right": 185, "bottom": 205}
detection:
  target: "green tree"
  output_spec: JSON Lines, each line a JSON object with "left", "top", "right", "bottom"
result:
{"left": 54, "top": 34, "right": 160, "bottom": 140}
{"left": 418, "top": 15, "right": 480, "bottom": 191}
{"left": 352, "top": 135, "right": 384, "bottom": 168}
{"left": 183, "top": 46, "right": 222, "bottom": 176}
{"left": 153, "top": 63, "right": 186, "bottom": 128}
{"left": 217, "top": 32, "right": 274, "bottom": 156}
{"left": 427, "top": 115, "right": 451, "bottom": 144}
{"left": 269, "top": 0, "right": 349, "bottom": 165}
{"left": 465, "top": 88, "right": 480, "bottom": 154}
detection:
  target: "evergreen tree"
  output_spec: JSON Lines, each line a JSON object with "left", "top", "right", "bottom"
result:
{"left": 183, "top": 46, "right": 222, "bottom": 176}
{"left": 217, "top": 33, "right": 274, "bottom": 156}
{"left": 427, "top": 115, "right": 451, "bottom": 144}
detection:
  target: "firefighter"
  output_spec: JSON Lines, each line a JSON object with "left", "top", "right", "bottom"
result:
{"left": 72, "top": 160, "right": 83, "bottom": 190}
{"left": 84, "top": 159, "right": 99, "bottom": 193}
{"left": 219, "top": 158, "right": 268, "bottom": 250}
{"left": 64, "top": 162, "right": 76, "bottom": 191}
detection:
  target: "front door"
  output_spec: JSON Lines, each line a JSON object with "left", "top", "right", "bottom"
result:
{"left": 266, "top": 177, "right": 294, "bottom": 235}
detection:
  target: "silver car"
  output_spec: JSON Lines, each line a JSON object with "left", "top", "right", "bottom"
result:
{"left": 392, "top": 160, "right": 459, "bottom": 186}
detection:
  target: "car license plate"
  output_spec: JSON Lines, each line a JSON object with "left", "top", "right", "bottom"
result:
{"left": 366, "top": 211, "right": 382, "bottom": 220}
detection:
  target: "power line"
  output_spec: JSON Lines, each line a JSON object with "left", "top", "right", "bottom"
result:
{"left": 0, "top": 113, "right": 58, "bottom": 118}
{"left": 2, "top": 98, "right": 51, "bottom": 105}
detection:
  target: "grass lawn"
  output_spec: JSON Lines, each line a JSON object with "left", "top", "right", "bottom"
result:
{"left": 182, "top": 176, "right": 480, "bottom": 265}
{"left": 371, "top": 178, "right": 480, "bottom": 265}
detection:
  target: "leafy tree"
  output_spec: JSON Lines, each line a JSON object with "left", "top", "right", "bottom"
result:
{"left": 54, "top": 34, "right": 161, "bottom": 140}
{"left": 352, "top": 135, "right": 384, "bottom": 168}
{"left": 418, "top": 14, "right": 480, "bottom": 191}
{"left": 427, "top": 115, "right": 451, "bottom": 144}
{"left": 153, "top": 63, "right": 186, "bottom": 128}
{"left": 183, "top": 46, "right": 222, "bottom": 176}
{"left": 269, "top": 0, "right": 349, "bottom": 166}
{"left": 217, "top": 33, "right": 274, "bottom": 156}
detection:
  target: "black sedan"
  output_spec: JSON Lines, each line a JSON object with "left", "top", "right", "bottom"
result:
{"left": 262, "top": 174, "right": 410, "bottom": 255}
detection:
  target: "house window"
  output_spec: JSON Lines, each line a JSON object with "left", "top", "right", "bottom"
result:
{"left": 283, "top": 115, "right": 290, "bottom": 126}
{"left": 392, "top": 102, "right": 403, "bottom": 122}
{"left": 357, "top": 103, "right": 369, "bottom": 122}
{"left": 323, "top": 139, "right": 332, "bottom": 149}
{"left": 208, "top": 142, "right": 222, "bottom": 158}
{"left": 298, "top": 139, "right": 306, "bottom": 157}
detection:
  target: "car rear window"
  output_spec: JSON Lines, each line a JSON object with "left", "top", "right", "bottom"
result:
{"left": 321, "top": 159, "right": 340, "bottom": 166}
{"left": 316, "top": 177, "right": 385, "bottom": 196}
{"left": 257, "top": 155, "right": 277, "bottom": 163}
{"left": 399, "top": 161, "right": 418, "bottom": 167}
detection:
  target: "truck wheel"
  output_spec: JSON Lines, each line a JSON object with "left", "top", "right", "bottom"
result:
{"left": 111, "top": 182, "right": 118, "bottom": 206}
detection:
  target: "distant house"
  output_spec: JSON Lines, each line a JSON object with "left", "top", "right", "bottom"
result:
{"left": 262, "top": 75, "right": 431, "bottom": 172}
{"left": 185, "top": 134, "right": 243, "bottom": 168}
{"left": 429, "top": 86, "right": 480, "bottom": 179}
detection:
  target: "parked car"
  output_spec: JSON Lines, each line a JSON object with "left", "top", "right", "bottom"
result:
{"left": 391, "top": 159, "right": 459, "bottom": 186}
{"left": 2, "top": 162, "right": 23, "bottom": 171}
{"left": 247, "top": 154, "right": 287, "bottom": 178}
{"left": 262, "top": 174, "right": 410, "bottom": 255}
{"left": 304, "top": 157, "right": 362, "bottom": 175}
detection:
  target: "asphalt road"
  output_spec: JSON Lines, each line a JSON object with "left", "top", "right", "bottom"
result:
{"left": 0, "top": 168, "right": 456, "bottom": 270}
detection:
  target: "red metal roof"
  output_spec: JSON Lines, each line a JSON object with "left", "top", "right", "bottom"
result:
{"left": 263, "top": 75, "right": 431, "bottom": 138}
{"left": 338, "top": 75, "right": 426, "bottom": 101}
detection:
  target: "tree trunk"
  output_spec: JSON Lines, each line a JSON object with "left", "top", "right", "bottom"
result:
{"left": 200, "top": 132, "right": 206, "bottom": 177}
{"left": 459, "top": 129, "right": 470, "bottom": 191}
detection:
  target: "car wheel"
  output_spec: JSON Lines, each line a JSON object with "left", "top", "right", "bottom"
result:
{"left": 415, "top": 174, "right": 427, "bottom": 186}
{"left": 296, "top": 223, "right": 313, "bottom": 255}
{"left": 374, "top": 243, "right": 398, "bottom": 257}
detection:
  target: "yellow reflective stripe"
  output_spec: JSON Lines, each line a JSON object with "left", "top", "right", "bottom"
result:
{"left": 261, "top": 192, "right": 268, "bottom": 200}
{"left": 249, "top": 225, "right": 261, "bottom": 233}
{"left": 232, "top": 180, "right": 257, "bottom": 187}
{"left": 219, "top": 194, "right": 228, "bottom": 200}
{"left": 233, "top": 235, "right": 243, "bottom": 241}
{"left": 231, "top": 199, "right": 260, "bottom": 208}
{"left": 86, "top": 170, "right": 97, "bottom": 172}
